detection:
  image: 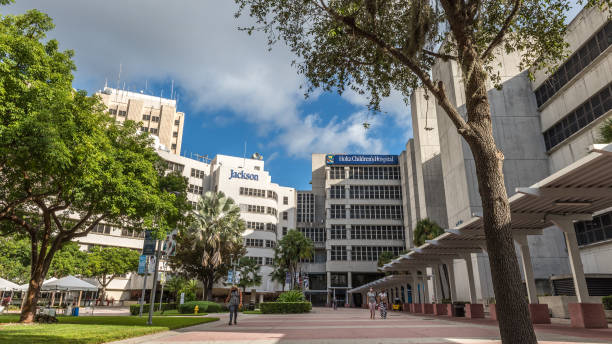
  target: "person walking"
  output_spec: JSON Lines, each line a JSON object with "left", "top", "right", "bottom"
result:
{"left": 225, "top": 285, "right": 242, "bottom": 326}
{"left": 378, "top": 288, "right": 388, "bottom": 319}
{"left": 367, "top": 287, "right": 377, "bottom": 320}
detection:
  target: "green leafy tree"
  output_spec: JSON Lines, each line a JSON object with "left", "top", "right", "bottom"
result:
{"left": 274, "top": 230, "right": 313, "bottom": 289}
{"left": 377, "top": 251, "right": 396, "bottom": 268}
{"left": 413, "top": 218, "right": 445, "bottom": 247}
{"left": 165, "top": 276, "right": 187, "bottom": 302}
{"left": 0, "top": 236, "right": 31, "bottom": 284}
{"left": 47, "top": 242, "right": 88, "bottom": 278}
{"left": 233, "top": 0, "right": 610, "bottom": 341}
{"left": 0, "top": 9, "right": 181, "bottom": 322}
{"left": 84, "top": 246, "right": 140, "bottom": 301}
{"left": 169, "top": 191, "right": 246, "bottom": 300}
{"left": 269, "top": 263, "right": 289, "bottom": 292}
{"left": 236, "top": 256, "right": 262, "bottom": 293}
{"left": 599, "top": 118, "right": 612, "bottom": 143}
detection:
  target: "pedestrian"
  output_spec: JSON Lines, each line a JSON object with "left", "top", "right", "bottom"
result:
{"left": 225, "top": 285, "right": 242, "bottom": 326}
{"left": 367, "top": 287, "right": 377, "bottom": 320}
{"left": 378, "top": 288, "right": 388, "bottom": 319}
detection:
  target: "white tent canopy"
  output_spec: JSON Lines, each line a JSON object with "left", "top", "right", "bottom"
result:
{"left": 41, "top": 276, "right": 98, "bottom": 292}
{"left": 0, "top": 277, "right": 19, "bottom": 291}
{"left": 16, "top": 277, "right": 57, "bottom": 291}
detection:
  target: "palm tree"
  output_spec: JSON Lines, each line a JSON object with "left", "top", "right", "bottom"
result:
{"left": 191, "top": 191, "right": 245, "bottom": 300}
{"left": 599, "top": 118, "right": 612, "bottom": 143}
{"left": 413, "top": 218, "right": 444, "bottom": 247}
{"left": 274, "top": 230, "right": 314, "bottom": 289}
{"left": 269, "top": 264, "right": 289, "bottom": 292}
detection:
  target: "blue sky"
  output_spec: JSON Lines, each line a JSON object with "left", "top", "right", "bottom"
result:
{"left": 6, "top": 1, "right": 583, "bottom": 190}
{"left": 7, "top": 1, "right": 414, "bottom": 191}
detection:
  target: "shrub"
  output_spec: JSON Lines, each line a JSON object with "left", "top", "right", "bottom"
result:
{"left": 34, "top": 314, "right": 58, "bottom": 323}
{"left": 260, "top": 302, "right": 311, "bottom": 314}
{"left": 178, "top": 301, "right": 224, "bottom": 314}
{"left": 129, "top": 302, "right": 177, "bottom": 315}
{"left": 603, "top": 295, "right": 612, "bottom": 310}
{"left": 277, "top": 290, "right": 305, "bottom": 302}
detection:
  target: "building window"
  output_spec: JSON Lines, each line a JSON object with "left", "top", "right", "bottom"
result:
{"left": 329, "top": 225, "right": 346, "bottom": 240}
{"left": 246, "top": 256, "right": 263, "bottom": 265}
{"left": 351, "top": 225, "right": 405, "bottom": 240}
{"left": 141, "top": 127, "right": 148, "bottom": 132}
{"left": 282, "top": 227, "right": 288, "bottom": 235}
{"left": 297, "top": 192, "right": 315, "bottom": 223}
{"left": 109, "top": 108, "right": 117, "bottom": 115}
{"left": 265, "top": 257, "right": 274, "bottom": 265}
{"left": 254, "top": 166, "right": 260, "bottom": 171}
{"left": 188, "top": 184, "right": 204, "bottom": 195}
{"left": 543, "top": 82, "right": 612, "bottom": 151}
{"left": 266, "top": 223, "right": 277, "bottom": 232}
{"left": 246, "top": 221, "right": 265, "bottom": 231}
{"left": 350, "top": 205, "right": 402, "bottom": 220}
{"left": 351, "top": 246, "right": 405, "bottom": 261}
{"left": 118, "top": 110, "right": 127, "bottom": 117}
{"left": 173, "top": 131, "right": 178, "bottom": 137}
{"left": 575, "top": 211, "right": 612, "bottom": 246}
{"left": 266, "top": 207, "right": 277, "bottom": 217}
{"left": 267, "top": 190, "right": 278, "bottom": 200}
{"left": 298, "top": 227, "right": 325, "bottom": 242}
{"left": 174, "top": 119, "right": 180, "bottom": 125}
{"left": 330, "top": 185, "right": 345, "bottom": 199}
{"left": 265, "top": 240, "right": 276, "bottom": 248}
{"left": 330, "top": 204, "right": 346, "bottom": 219}
{"left": 191, "top": 168, "right": 206, "bottom": 179}
{"left": 349, "top": 166, "right": 400, "bottom": 180}
{"left": 166, "top": 161, "right": 184, "bottom": 172}
{"left": 349, "top": 185, "right": 402, "bottom": 199}
{"left": 534, "top": 21, "right": 612, "bottom": 107}
{"left": 151, "top": 116, "right": 160, "bottom": 122}
{"left": 240, "top": 187, "right": 266, "bottom": 198}
{"left": 171, "top": 143, "right": 177, "bottom": 150}
{"left": 282, "top": 211, "right": 288, "bottom": 220}
{"left": 245, "top": 238, "right": 264, "bottom": 247}
{"left": 329, "top": 166, "right": 344, "bottom": 179}
{"left": 245, "top": 204, "right": 265, "bottom": 214}
{"left": 330, "top": 246, "right": 347, "bottom": 261}
{"left": 283, "top": 196, "right": 288, "bottom": 205}
{"left": 142, "top": 114, "right": 151, "bottom": 120}
{"left": 150, "top": 128, "right": 159, "bottom": 134}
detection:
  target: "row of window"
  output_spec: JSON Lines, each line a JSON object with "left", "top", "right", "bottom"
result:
{"left": 108, "top": 108, "right": 127, "bottom": 117}
{"left": 535, "top": 21, "right": 612, "bottom": 107}
{"left": 351, "top": 225, "right": 405, "bottom": 240}
{"left": 330, "top": 245, "right": 347, "bottom": 261}
{"left": 329, "top": 166, "right": 401, "bottom": 180}
{"left": 167, "top": 161, "right": 184, "bottom": 172}
{"left": 243, "top": 204, "right": 278, "bottom": 217}
{"left": 244, "top": 238, "right": 276, "bottom": 248}
{"left": 245, "top": 256, "right": 274, "bottom": 266}
{"left": 297, "top": 192, "right": 315, "bottom": 223}
{"left": 188, "top": 184, "right": 204, "bottom": 195}
{"left": 188, "top": 200, "right": 200, "bottom": 210}
{"left": 351, "top": 246, "right": 405, "bottom": 261}
{"left": 91, "top": 223, "right": 146, "bottom": 239}
{"left": 575, "top": 210, "right": 612, "bottom": 246}
{"left": 350, "top": 185, "right": 402, "bottom": 200}
{"left": 329, "top": 225, "right": 346, "bottom": 239}
{"left": 330, "top": 204, "right": 403, "bottom": 219}
{"left": 543, "top": 82, "right": 612, "bottom": 151}
{"left": 240, "top": 187, "right": 267, "bottom": 198}
{"left": 142, "top": 115, "right": 161, "bottom": 122}
{"left": 108, "top": 108, "right": 181, "bottom": 127}
{"left": 297, "top": 227, "right": 326, "bottom": 242}
{"left": 246, "top": 221, "right": 277, "bottom": 232}
{"left": 191, "top": 168, "right": 205, "bottom": 179}
{"left": 141, "top": 127, "right": 159, "bottom": 135}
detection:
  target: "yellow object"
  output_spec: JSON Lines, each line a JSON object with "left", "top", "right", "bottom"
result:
{"left": 392, "top": 304, "right": 400, "bottom": 310}
{"left": 194, "top": 305, "right": 199, "bottom": 314}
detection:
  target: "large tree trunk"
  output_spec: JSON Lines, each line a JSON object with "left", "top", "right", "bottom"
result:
{"left": 460, "top": 56, "right": 538, "bottom": 343}
{"left": 19, "top": 271, "right": 44, "bottom": 323}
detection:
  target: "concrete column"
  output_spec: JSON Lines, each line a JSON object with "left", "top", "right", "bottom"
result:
{"left": 404, "top": 283, "right": 410, "bottom": 303}
{"left": 552, "top": 219, "right": 589, "bottom": 303}
{"left": 347, "top": 272, "right": 352, "bottom": 306}
{"left": 462, "top": 254, "right": 477, "bottom": 303}
{"left": 445, "top": 260, "right": 457, "bottom": 302}
{"left": 515, "top": 235, "right": 538, "bottom": 304}
{"left": 259, "top": 294, "right": 264, "bottom": 304}
{"left": 431, "top": 267, "right": 438, "bottom": 303}
{"left": 326, "top": 271, "right": 331, "bottom": 305}
{"left": 410, "top": 270, "right": 418, "bottom": 304}
{"left": 422, "top": 276, "right": 430, "bottom": 303}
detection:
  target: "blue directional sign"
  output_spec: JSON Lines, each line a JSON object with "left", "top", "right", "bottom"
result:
{"left": 137, "top": 255, "right": 147, "bottom": 275}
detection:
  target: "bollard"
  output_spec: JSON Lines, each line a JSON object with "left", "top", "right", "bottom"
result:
{"left": 194, "top": 305, "right": 199, "bottom": 315}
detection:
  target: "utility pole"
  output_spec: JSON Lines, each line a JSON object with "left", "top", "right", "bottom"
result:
{"left": 147, "top": 240, "right": 162, "bottom": 325}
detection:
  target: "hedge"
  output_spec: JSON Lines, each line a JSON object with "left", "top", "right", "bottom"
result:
{"left": 260, "top": 302, "right": 312, "bottom": 314}
{"left": 603, "top": 295, "right": 612, "bottom": 310}
{"left": 129, "top": 303, "right": 177, "bottom": 315}
{"left": 178, "top": 301, "right": 225, "bottom": 314}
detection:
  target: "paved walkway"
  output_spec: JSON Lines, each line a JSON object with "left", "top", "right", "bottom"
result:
{"left": 112, "top": 308, "right": 612, "bottom": 344}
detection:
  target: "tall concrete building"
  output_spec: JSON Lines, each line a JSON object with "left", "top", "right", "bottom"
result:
{"left": 531, "top": 8, "right": 612, "bottom": 280}
{"left": 97, "top": 87, "right": 185, "bottom": 155}
{"left": 300, "top": 154, "right": 406, "bottom": 306}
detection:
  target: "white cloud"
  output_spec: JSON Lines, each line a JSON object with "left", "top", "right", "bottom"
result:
{"left": 8, "top": 1, "right": 404, "bottom": 156}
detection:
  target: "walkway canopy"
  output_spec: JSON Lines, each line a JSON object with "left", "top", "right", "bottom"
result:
{"left": 41, "top": 276, "right": 98, "bottom": 292}
{"left": 0, "top": 277, "right": 19, "bottom": 291}
{"left": 375, "top": 143, "right": 612, "bottom": 308}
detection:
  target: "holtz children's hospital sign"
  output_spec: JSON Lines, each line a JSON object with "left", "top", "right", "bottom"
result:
{"left": 326, "top": 154, "right": 399, "bottom": 165}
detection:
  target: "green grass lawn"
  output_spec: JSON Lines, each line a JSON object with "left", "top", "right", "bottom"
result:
{"left": 0, "top": 315, "right": 219, "bottom": 344}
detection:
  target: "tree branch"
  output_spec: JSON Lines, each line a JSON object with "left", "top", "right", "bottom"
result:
{"left": 423, "top": 49, "right": 458, "bottom": 61}
{"left": 480, "top": 0, "right": 522, "bottom": 61}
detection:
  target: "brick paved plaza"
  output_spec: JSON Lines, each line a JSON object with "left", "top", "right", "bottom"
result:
{"left": 113, "top": 308, "right": 612, "bottom": 344}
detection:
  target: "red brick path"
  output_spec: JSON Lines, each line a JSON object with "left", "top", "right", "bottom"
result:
{"left": 111, "top": 307, "right": 612, "bottom": 344}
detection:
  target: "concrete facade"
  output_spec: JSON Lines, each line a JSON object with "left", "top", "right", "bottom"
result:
{"left": 97, "top": 87, "right": 185, "bottom": 155}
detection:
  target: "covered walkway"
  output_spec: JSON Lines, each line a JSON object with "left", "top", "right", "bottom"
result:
{"left": 354, "top": 143, "right": 612, "bottom": 329}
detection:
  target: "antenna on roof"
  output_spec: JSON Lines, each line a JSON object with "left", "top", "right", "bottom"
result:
{"left": 104, "top": 78, "right": 108, "bottom": 89}
{"left": 115, "top": 63, "right": 122, "bottom": 102}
